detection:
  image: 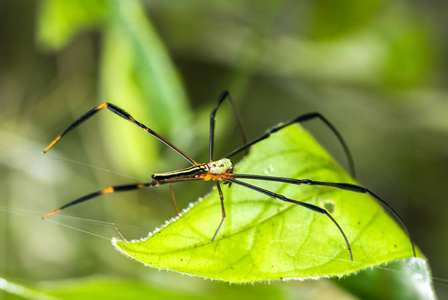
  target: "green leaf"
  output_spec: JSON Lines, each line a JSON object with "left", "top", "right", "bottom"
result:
{"left": 114, "top": 125, "right": 420, "bottom": 282}
{"left": 99, "top": 0, "right": 192, "bottom": 175}
{"left": 41, "top": 278, "right": 203, "bottom": 300}
{"left": 0, "top": 277, "right": 56, "bottom": 300}
{"left": 0, "top": 276, "right": 356, "bottom": 300}
{"left": 379, "top": 20, "right": 434, "bottom": 89}
{"left": 0, "top": 277, "right": 211, "bottom": 300}
{"left": 37, "top": 0, "right": 108, "bottom": 51}
{"left": 0, "top": 260, "right": 435, "bottom": 300}
{"left": 310, "top": 0, "right": 384, "bottom": 40}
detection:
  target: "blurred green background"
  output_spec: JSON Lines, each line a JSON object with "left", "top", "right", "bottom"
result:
{"left": 1, "top": 0, "right": 447, "bottom": 298}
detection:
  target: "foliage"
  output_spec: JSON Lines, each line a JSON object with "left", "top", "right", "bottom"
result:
{"left": 115, "top": 125, "right": 420, "bottom": 282}
{"left": 0, "top": 0, "right": 444, "bottom": 298}
{"left": 0, "top": 258, "right": 435, "bottom": 300}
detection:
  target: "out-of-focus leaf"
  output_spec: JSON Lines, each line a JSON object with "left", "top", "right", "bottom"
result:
{"left": 336, "top": 257, "right": 435, "bottom": 300}
{"left": 37, "top": 0, "right": 108, "bottom": 50}
{"left": 43, "top": 279, "right": 202, "bottom": 300}
{"left": 0, "top": 276, "right": 357, "bottom": 300}
{"left": 0, "top": 277, "right": 54, "bottom": 300}
{"left": 114, "top": 125, "right": 421, "bottom": 282}
{"left": 0, "top": 261, "right": 435, "bottom": 300}
{"left": 379, "top": 21, "right": 434, "bottom": 88}
{"left": 310, "top": 0, "right": 384, "bottom": 39}
{"left": 100, "top": 0, "right": 192, "bottom": 176}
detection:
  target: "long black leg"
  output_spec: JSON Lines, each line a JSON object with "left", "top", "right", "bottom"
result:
{"left": 43, "top": 102, "right": 197, "bottom": 166}
{"left": 225, "top": 178, "right": 353, "bottom": 261}
{"left": 212, "top": 181, "right": 226, "bottom": 241}
{"left": 42, "top": 182, "right": 157, "bottom": 219}
{"left": 224, "top": 113, "right": 355, "bottom": 177}
{"left": 231, "top": 174, "right": 416, "bottom": 257}
{"left": 209, "top": 91, "right": 248, "bottom": 162}
{"left": 42, "top": 177, "right": 205, "bottom": 219}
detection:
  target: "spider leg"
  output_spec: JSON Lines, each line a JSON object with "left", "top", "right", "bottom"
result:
{"left": 42, "top": 182, "right": 157, "bottom": 219}
{"left": 212, "top": 181, "right": 226, "bottom": 241}
{"left": 225, "top": 177, "right": 353, "bottom": 261}
{"left": 169, "top": 183, "right": 180, "bottom": 216}
{"left": 231, "top": 174, "right": 416, "bottom": 257}
{"left": 224, "top": 112, "right": 355, "bottom": 177}
{"left": 41, "top": 177, "right": 205, "bottom": 219}
{"left": 209, "top": 91, "right": 248, "bottom": 162}
{"left": 43, "top": 102, "right": 197, "bottom": 165}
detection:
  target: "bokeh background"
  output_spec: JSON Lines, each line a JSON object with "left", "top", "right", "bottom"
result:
{"left": 1, "top": 0, "right": 447, "bottom": 298}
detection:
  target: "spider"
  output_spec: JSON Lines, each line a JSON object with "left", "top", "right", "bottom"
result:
{"left": 42, "top": 91, "right": 416, "bottom": 261}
